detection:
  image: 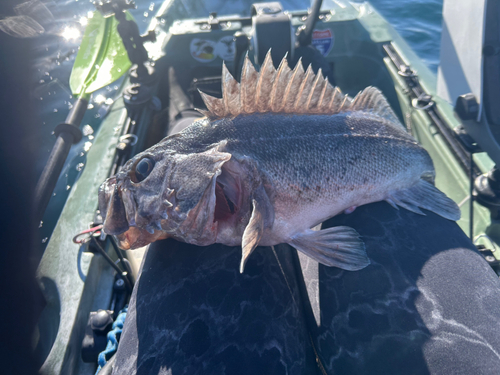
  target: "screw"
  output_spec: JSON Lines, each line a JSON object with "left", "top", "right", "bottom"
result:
{"left": 115, "top": 278, "right": 125, "bottom": 288}
{"left": 91, "top": 310, "right": 112, "bottom": 331}
{"left": 486, "top": 255, "right": 496, "bottom": 262}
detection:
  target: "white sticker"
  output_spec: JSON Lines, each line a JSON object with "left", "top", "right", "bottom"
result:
{"left": 190, "top": 38, "right": 217, "bottom": 63}
{"left": 215, "top": 35, "right": 235, "bottom": 61}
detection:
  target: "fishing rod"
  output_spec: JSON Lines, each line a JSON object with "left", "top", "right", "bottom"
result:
{"left": 34, "top": 7, "right": 133, "bottom": 223}
{"left": 297, "top": 0, "right": 323, "bottom": 47}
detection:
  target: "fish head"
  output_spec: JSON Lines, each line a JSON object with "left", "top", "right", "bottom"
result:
{"left": 98, "top": 141, "right": 234, "bottom": 249}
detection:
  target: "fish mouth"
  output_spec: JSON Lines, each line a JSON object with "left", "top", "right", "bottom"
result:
{"left": 102, "top": 184, "right": 130, "bottom": 235}
{"left": 99, "top": 178, "right": 129, "bottom": 235}
{"left": 98, "top": 177, "right": 169, "bottom": 249}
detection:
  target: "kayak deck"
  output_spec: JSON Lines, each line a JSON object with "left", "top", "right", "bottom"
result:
{"left": 36, "top": 2, "right": 499, "bottom": 374}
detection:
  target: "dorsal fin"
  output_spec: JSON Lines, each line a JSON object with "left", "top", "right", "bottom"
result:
{"left": 199, "top": 51, "right": 400, "bottom": 124}
{"left": 349, "top": 86, "right": 401, "bottom": 125}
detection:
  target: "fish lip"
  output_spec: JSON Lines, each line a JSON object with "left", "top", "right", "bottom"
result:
{"left": 98, "top": 176, "right": 116, "bottom": 221}
{"left": 114, "top": 232, "right": 131, "bottom": 250}
{"left": 113, "top": 226, "right": 167, "bottom": 250}
{"left": 101, "top": 184, "right": 130, "bottom": 235}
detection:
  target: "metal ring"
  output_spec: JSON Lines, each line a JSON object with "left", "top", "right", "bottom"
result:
{"left": 54, "top": 123, "right": 83, "bottom": 144}
{"left": 119, "top": 134, "right": 138, "bottom": 146}
{"left": 411, "top": 97, "right": 434, "bottom": 111}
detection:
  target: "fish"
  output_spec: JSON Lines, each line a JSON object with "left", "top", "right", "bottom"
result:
{"left": 98, "top": 52, "right": 461, "bottom": 273}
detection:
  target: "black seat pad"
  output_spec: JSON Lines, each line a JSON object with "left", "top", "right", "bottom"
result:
{"left": 112, "top": 201, "right": 500, "bottom": 375}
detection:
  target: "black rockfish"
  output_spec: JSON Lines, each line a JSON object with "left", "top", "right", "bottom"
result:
{"left": 98, "top": 52, "right": 460, "bottom": 272}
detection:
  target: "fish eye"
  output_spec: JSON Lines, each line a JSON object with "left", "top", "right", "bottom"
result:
{"left": 132, "top": 157, "right": 155, "bottom": 183}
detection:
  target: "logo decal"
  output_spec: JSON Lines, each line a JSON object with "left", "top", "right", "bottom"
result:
{"left": 190, "top": 38, "right": 217, "bottom": 62}
{"left": 312, "top": 29, "right": 334, "bottom": 57}
{"left": 215, "top": 36, "right": 235, "bottom": 61}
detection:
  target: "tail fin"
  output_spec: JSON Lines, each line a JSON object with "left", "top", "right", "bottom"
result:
{"left": 387, "top": 179, "right": 461, "bottom": 221}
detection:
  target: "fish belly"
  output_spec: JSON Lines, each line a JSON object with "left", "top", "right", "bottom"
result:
{"left": 256, "top": 141, "right": 432, "bottom": 244}
{"left": 262, "top": 182, "right": 390, "bottom": 245}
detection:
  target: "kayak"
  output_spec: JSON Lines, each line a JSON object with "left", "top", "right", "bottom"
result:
{"left": 35, "top": 0, "right": 500, "bottom": 374}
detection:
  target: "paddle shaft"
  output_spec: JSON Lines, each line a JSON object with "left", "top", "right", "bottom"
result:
{"left": 34, "top": 97, "right": 87, "bottom": 223}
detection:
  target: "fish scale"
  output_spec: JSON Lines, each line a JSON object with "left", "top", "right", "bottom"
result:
{"left": 98, "top": 52, "right": 460, "bottom": 273}
{"left": 174, "top": 113, "right": 428, "bottom": 196}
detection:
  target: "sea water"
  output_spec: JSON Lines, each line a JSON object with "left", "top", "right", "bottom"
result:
{"left": 25, "top": 0, "right": 443, "bottom": 253}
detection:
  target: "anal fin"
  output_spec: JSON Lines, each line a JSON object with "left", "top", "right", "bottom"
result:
{"left": 288, "top": 227, "right": 369, "bottom": 271}
{"left": 388, "top": 179, "right": 461, "bottom": 221}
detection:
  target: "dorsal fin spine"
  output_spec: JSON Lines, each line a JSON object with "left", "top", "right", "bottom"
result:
{"left": 306, "top": 68, "right": 324, "bottom": 112}
{"left": 283, "top": 57, "right": 304, "bottom": 113}
{"left": 328, "top": 87, "right": 342, "bottom": 111}
{"left": 270, "top": 53, "right": 290, "bottom": 112}
{"left": 198, "top": 90, "right": 224, "bottom": 118}
{"left": 255, "top": 52, "right": 276, "bottom": 112}
{"left": 340, "top": 94, "right": 351, "bottom": 112}
{"left": 222, "top": 62, "right": 240, "bottom": 116}
{"left": 319, "top": 78, "right": 333, "bottom": 113}
{"left": 240, "top": 54, "right": 258, "bottom": 114}
{"left": 316, "top": 76, "right": 330, "bottom": 112}
{"left": 294, "top": 64, "right": 314, "bottom": 111}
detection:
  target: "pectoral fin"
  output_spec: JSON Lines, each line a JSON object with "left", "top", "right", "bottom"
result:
{"left": 240, "top": 199, "right": 263, "bottom": 273}
{"left": 289, "top": 226, "right": 369, "bottom": 271}
{"left": 240, "top": 186, "right": 274, "bottom": 273}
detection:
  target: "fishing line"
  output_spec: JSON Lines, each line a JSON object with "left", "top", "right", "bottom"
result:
{"left": 271, "top": 246, "right": 328, "bottom": 375}
{"left": 271, "top": 245, "right": 299, "bottom": 309}
{"left": 457, "top": 195, "right": 470, "bottom": 208}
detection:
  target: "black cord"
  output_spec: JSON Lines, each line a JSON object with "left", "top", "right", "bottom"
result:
{"left": 107, "top": 237, "right": 135, "bottom": 288}
{"left": 91, "top": 238, "right": 133, "bottom": 292}
{"left": 470, "top": 152, "right": 474, "bottom": 238}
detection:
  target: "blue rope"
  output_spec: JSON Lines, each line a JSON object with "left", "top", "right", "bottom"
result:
{"left": 95, "top": 306, "right": 128, "bottom": 374}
